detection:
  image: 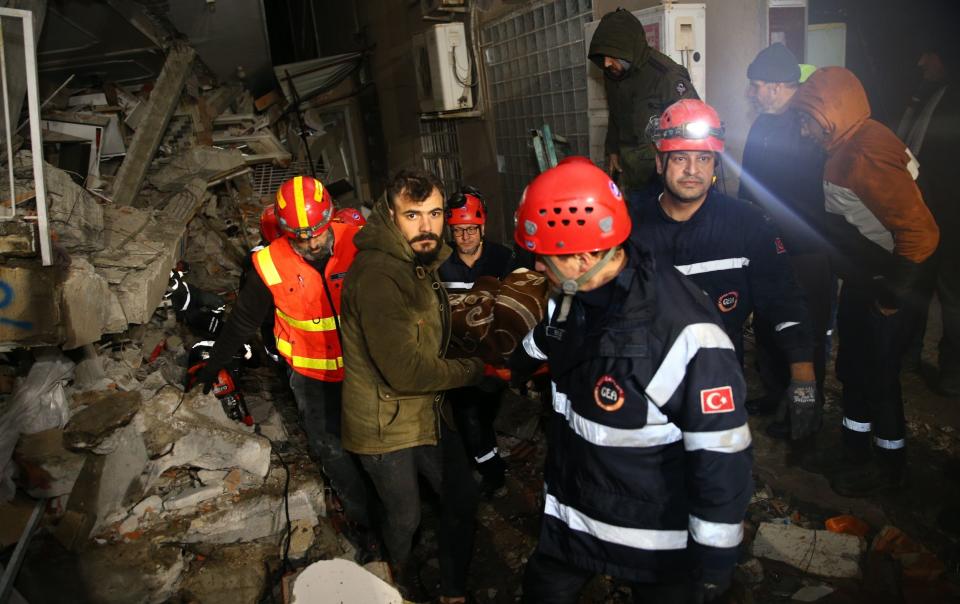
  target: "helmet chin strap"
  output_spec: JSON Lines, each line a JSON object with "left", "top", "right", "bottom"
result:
{"left": 541, "top": 246, "right": 619, "bottom": 323}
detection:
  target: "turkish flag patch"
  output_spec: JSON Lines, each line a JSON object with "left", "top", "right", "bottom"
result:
{"left": 774, "top": 237, "right": 787, "bottom": 254}
{"left": 700, "top": 386, "right": 735, "bottom": 414}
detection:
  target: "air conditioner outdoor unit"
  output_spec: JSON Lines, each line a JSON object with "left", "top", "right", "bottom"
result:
{"left": 421, "top": 0, "right": 466, "bottom": 16}
{"left": 413, "top": 22, "right": 473, "bottom": 113}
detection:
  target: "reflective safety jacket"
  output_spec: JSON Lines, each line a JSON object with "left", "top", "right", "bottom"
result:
{"left": 510, "top": 243, "right": 753, "bottom": 584}
{"left": 253, "top": 222, "right": 359, "bottom": 381}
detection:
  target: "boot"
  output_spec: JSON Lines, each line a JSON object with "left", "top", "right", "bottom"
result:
{"left": 829, "top": 460, "right": 905, "bottom": 498}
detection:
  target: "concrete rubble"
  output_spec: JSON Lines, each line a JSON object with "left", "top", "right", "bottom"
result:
{"left": 751, "top": 522, "right": 865, "bottom": 579}
{"left": 290, "top": 559, "right": 404, "bottom": 604}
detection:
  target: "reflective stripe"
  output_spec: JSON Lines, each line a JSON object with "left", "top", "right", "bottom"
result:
{"left": 179, "top": 283, "right": 192, "bottom": 311}
{"left": 256, "top": 247, "right": 283, "bottom": 286}
{"left": 276, "top": 337, "right": 343, "bottom": 370}
{"left": 689, "top": 515, "right": 743, "bottom": 548}
{"left": 475, "top": 447, "right": 498, "bottom": 463}
{"left": 905, "top": 148, "right": 919, "bottom": 180}
{"left": 645, "top": 323, "right": 735, "bottom": 407}
{"left": 824, "top": 181, "right": 895, "bottom": 252}
{"left": 275, "top": 308, "right": 338, "bottom": 332}
{"left": 441, "top": 281, "right": 474, "bottom": 290}
{"left": 554, "top": 391, "right": 682, "bottom": 448}
{"left": 674, "top": 257, "right": 750, "bottom": 276}
{"left": 544, "top": 492, "right": 688, "bottom": 551}
{"left": 683, "top": 424, "right": 752, "bottom": 453}
{"left": 874, "top": 436, "right": 905, "bottom": 450}
{"left": 522, "top": 329, "right": 548, "bottom": 361}
{"left": 774, "top": 321, "right": 800, "bottom": 332}
{"left": 293, "top": 175, "right": 310, "bottom": 228}
{"left": 842, "top": 417, "right": 871, "bottom": 433}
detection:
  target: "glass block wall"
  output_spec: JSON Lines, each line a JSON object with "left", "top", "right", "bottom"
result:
{"left": 419, "top": 118, "right": 462, "bottom": 199}
{"left": 481, "top": 0, "right": 593, "bottom": 208}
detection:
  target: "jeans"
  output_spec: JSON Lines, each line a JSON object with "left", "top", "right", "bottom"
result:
{"left": 288, "top": 371, "right": 372, "bottom": 528}
{"left": 450, "top": 386, "right": 500, "bottom": 464}
{"left": 359, "top": 421, "right": 479, "bottom": 597}
{"left": 522, "top": 550, "right": 700, "bottom": 604}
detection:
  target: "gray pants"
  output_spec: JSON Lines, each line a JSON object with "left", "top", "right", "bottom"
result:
{"left": 288, "top": 371, "right": 372, "bottom": 528}
{"left": 359, "top": 421, "right": 478, "bottom": 597}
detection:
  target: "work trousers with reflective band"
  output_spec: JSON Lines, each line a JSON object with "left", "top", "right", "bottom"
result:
{"left": 836, "top": 282, "right": 910, "bottom": 464}
{"left": 288, "top": 371, "right": 373, "bottom": 528}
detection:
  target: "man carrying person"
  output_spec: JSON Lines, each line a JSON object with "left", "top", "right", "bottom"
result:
{"left": 511, "top": 158, "right": 752, "bottom": 603}
{"left": 340, "top": 170, "right": 491, "bottom": 603}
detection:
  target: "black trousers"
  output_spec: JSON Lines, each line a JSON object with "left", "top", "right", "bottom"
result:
{"left": 359, "top": 420, "right": 479, "bottom": 597}
{"left": 522, "top": 550, "right": 699, "bottom": 604}
{"left": 836, "top": 282, "right": 911, "bottom": 464}
{"left": 755, "top": 252, "right": 835, "bottom": 398}
{"left": 288, "top": 372, "right": 373, "bottom": 528}
{"left": 450, "top": 386, "right": 500, "bottom": 464}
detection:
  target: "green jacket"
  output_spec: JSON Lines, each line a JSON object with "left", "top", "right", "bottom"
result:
{"left": 340, "top": 198, "right": 484, "bottom": 455}
{"left": 588, "top": 9, "right": 698, "bottom": 190}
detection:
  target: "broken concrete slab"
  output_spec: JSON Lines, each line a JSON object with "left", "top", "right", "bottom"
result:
{"left": 181, "top": 476, "right": 323, "bottom": 544}
{"left": 752, "top": 522, "right": 864, "bottom": 579}
{"left": 0, "top": 263, "right": 62, "bottom": 350}
{"left": 149, "top": 147, "right": 247, "bottom": 192}
{"left": 62, "top": 260, "right": 128, "bottom": 350}
{"left": 110, "top": 45, "right": 196, "bottom": 207}
{"left": 163, "top": 483, "right": 222, "bottom": 511}
{"left": 63, "top": 390, "right": 141, "bottom": 451}
{"left": 44, "top": 161, "right": 105, "bottom": 253}
{"left": 290, "top": 559, "right": 403, "bottom": 604}
{"left": 284, "top": 518, "right": 316, "bottom": 561}
{"left": 13, "top": 428, "right": 85, "bottom": 498}
{"left": 56, "top": 421, "right": 150, "bottom": 546}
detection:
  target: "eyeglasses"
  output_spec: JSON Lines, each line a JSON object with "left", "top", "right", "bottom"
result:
{"left": 452, "top": 225, "right": 480, "bottom": 238}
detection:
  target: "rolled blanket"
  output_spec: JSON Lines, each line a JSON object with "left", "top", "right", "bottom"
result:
{"left": 447, "top": 269, "right": 551, "bottom": 364}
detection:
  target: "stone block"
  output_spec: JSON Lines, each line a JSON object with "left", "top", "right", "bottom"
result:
{"left": 63, "top": 390, "right": 141, "bottom": 451}
{"left": 752, "top": 522, "right": 864, "bottom": 579}
{"left": 0, "top": 220, "right": 36, "bottom": 257}
{"left": 44, "top": 162, "right": 105, "bottom": 253}
{"left": 177, "top": 543, "right": 272, "bottom": 604}
{"left": 290, "top": 559, "right": 403, "bottom": 604}
{"left": 61, "top": 257, "right": 128, "bottom": 349}
{"left": 0, "top": 262, "right": 61, "bottom": 349}
{"left": 13, "top": 428, "right": 85, "bottom": 498}
{"left": 77, "top": 541, "right": 186, "bottom": 604}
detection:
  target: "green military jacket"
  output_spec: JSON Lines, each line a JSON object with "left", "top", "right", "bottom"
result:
{"left": 589, "top": 8, "right": 698, "bottom": 191}
{"left": 340, "top": 197, "right": 484, "bottom": 455}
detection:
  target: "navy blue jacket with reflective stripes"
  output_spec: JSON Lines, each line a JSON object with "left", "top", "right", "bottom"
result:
{"left": 438, "top": 240, "right": 518, "bottom": 292}
{"left": 511, "top": 243, "right": 753, "bottom": 584}
{"left": 629, "top": 189, "right": 813, "bottom": 364}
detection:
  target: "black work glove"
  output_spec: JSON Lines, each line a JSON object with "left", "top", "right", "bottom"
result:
{"left": 786, "top": 379, "right": 818, "bottom": 441}
{"left": 185, "top": 361, "right": 218, "bottom": 394}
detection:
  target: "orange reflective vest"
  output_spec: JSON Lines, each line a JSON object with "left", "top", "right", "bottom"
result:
{"left": 252, "top": 222, "right": 359, "bottom": 381}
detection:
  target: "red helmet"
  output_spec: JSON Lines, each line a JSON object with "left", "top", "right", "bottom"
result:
{"left": 333, "top": 206, "right": 367, "bottom": 227}
{"left": 275, "top": 176, "right": 334, "bottom": 239}
{"left": 446, "top": 187, "right": 486, "bottom": 226}
{"left": 514, "top": 157, "right": 631, "bottom": 255}
{"left": 259, "top": 205, "right": 282, "bottom": 242}
{"left": 649, "top": 99, "right": 725, "bottom": 153}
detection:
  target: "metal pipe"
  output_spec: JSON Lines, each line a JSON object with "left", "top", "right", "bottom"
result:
{"left": 20, "top": 8, "right": 52, "bottom": 265}
{"left": 0, "top": 498, "right": 45, "bottom": 603}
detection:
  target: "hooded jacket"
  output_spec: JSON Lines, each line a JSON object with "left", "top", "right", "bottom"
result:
{"left": 588, "top": 9, "right": 696, "bottom": 186}
{"left": 340, "top": 197, "right": 484, "bottom": 455}
{"left": 790, "top": 67, "right": 939, "bottom": 306}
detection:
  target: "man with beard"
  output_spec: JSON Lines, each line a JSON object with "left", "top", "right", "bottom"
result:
{"left": 189, "top": 176, "right": 378, "bottom": 558}
{"left": 629, "top": 100, "right": 817, "bottom": 439}
{"left": 340, "top": 170, "right": 490, "bottom": 604}
{"left": 588, "top": 8, "right": 697, "bottom": 194}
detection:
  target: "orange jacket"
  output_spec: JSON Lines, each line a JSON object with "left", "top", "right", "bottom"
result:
{"left": 791, "top": 67, "right": 939, "bottom": 303}
{"left": 253, "top": 222, "right": 359, "bottom": 381}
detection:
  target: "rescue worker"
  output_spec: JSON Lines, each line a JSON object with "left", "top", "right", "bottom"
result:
{"left": 439, "top": 186, "right": 518, "bottom": 497}
{"left": 588, "top": 8, "right": 697, "bottom": 194}
{"left": 510, "top": 158, "right": 752, "bottom": 603}
{"left": 334, "top": 206, "right": 368, "bottom": 227}
{"left": 188, "top": 176, "right": 378, "bottom": 554}
{"left": 791, "top": 67, "right": 940, "bottom": 496}
{"left": 738, "top": 44, "right": 832, "bottom": 432}
{"left": 630, "top": 99, "right": 819, "bottom": 440}
{"left": 340, "top": 170, "right": 491, "bottom": 604}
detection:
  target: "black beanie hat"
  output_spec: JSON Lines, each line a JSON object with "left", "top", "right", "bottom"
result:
{"left": 747, "top": 43, "right": 801, "bottom": 83}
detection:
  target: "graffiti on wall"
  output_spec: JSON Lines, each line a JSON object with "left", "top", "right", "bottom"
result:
{"left": 0, "top": 280, "right": 34, "bottom": 330}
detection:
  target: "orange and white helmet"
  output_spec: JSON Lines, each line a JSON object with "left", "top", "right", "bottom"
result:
{"left": 648, "top": 99, "right": 725, "bottom": 153}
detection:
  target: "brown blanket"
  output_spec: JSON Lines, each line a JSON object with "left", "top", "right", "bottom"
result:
{"left": 447, "top": 269, "right": 551, "bottom": 364}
